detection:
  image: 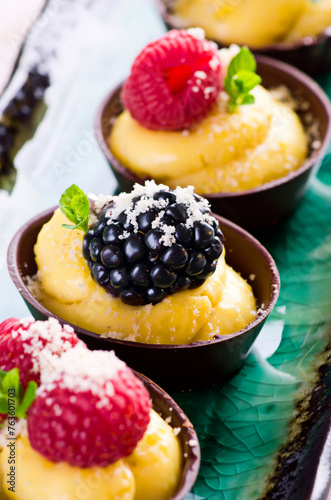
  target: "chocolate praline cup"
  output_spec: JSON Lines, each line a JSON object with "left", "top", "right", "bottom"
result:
{"left": 95, "top": 56, "right": 331, "bottom": 234}
{"left": 135, "top": 371, "right": 200, "bottom": 498}
{"left": 7, "top": 207, "right": 280, "bottom": 390}
{"left": 154, "top": 0, "right": 331, "bottom": 75}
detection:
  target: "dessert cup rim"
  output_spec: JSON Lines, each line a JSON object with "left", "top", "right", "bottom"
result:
{"left": 95, "top": 54, "right": 331, "bottom": 200}
{"left": 154, "top": 0, "right": 331, "bottom": 52}
{"left": 134, "top": 370, "right": 201, "bottom": 499}
{"left": 7, "top": 205, "right": 280, "bottom": 350}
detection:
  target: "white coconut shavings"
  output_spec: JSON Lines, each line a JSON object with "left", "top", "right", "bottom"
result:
{"left": 91, "top": 181, "right": 217, "bottom": 248}
{"left": 119, "top": 230, "right": 131, "bottom": 240}
{"left": 187, "top": 27, "right": 205, "bottom": 40}
{"left": 151, "top": 210, "right": 165, "bottom": 229}
{"left": 160, "top": 224, "right": 176, "bottom": 247}
{"left": 218, "top": 44, "right": 241, "bottom": 70}
{"left": 194, "top": 71, "right": 207, "bottom": 80}
{"left": 209, "top": 56, "right": 220, "bottom": 71}
{"left": 90, "top": 193, "right": 113, "bottom": 215}
{"left": 12, "top": 317, "right": 78, "bottom": 377}
{"left": 38, "top": 346, "right": 126, "bottom": 409}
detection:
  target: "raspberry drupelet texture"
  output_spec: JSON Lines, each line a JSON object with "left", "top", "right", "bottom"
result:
{"left": 27, "top": 347, "right": 151, "bottom": 467}
{"left": 122, "top": 29, "right": 222, "bottom": 130}
{"left": 84, "top": 181, "right": 224, "bottom": 306}
{"left": 0, "top": 317, "right": 82, "bottom": 389}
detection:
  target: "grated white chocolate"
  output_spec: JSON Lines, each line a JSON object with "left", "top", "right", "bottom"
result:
{"left": 38, "top": 346, "right": 126, "bottom": 409}
{"left": 91, "top": 181, "right": 217, "bottom": 248}
{"left": 10, "top": 317, "right": 79, "bottom": 379}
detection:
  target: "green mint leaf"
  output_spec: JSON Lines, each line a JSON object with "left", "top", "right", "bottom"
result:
{"left": 234, "top": 70, "right": 262, "bottom": 94}
{"left": 0, "top": 399, "right": 8, "bottom": 414}
{"left": 227, "top": 101, "right": 238, "bottom": 114}
{"left": 225, "top": 47, "right": 261, "bottom": 113}
{"left": 240, "top": 94, "right": 255, "bottom": 105}
{"left": 0, "top": 369, "right": 37, "bottom": 419}
{"left": 2, "top": 368, "right": 20, "bottom": 397}
{"left": 227, "top": 46, "right": 256, "bottom": 79}
{"left": 16, "top": 381, "right": 37, "bottom": 419}
{"left": 59, "top": 184, "right": 90, "bottom": 233}
{"left": 62, "top": 217, "right": 89, "bottom": 231}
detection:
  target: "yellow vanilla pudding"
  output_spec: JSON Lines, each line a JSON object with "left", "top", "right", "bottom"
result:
{"left": 171, "top": 0, "right": 331, "bottom": 46}
{"left": 109, "top": 34, "right": 308, "bottom": 194}
{"left": 111, "top": 83, "right": 307, "bottom": 193}
{"left": 1, "top": 434, "right": 136, "bottom": 500}
{"left": 0, "top": 410, "right": 181, "bottom": 500}
{"left": 30, "top": 182, "right": 256, "bottom": 344}
{"left": 0, "top": 345, "right": 183, "bottom": 500}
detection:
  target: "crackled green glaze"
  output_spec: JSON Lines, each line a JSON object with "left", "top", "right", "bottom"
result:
{"left": 174, "top": 158, "right": 331, "bottom": 499}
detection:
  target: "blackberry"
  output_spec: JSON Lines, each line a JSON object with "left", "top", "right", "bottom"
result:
{"left": 161, "top": 244, "right": 188, "bottom": 269}
{"left": 83, "top": 182, "right": 224, "bottom": 306}
{"left": 110, "top": 267, "right": 130, "bottom": 290}
{"left": 101, "top": 245, "right": 125, "bottom": 268}
{"left": 89, "top": 238, "right": 103, "bottom": 262}
{"left": 3, "top": 70, "right": 49, "bottom": 123}
{"left": 124, "top": 234, "right": 147, "bottom": 263}
{"left": 150, "top": 263, "right": 177, "bottom": 288}
{"left": 145, "top": 230, "right": 164, "bottom": 253}
{"left": 103, "top": 223, "right": 123, "bottom": 245}
{"left": 92, "top": 263, "right": 109, "bottom": 286}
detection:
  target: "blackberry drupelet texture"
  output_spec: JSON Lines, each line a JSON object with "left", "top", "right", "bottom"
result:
{"left": 84, "top": 182, "right": 224, "bottom": 306}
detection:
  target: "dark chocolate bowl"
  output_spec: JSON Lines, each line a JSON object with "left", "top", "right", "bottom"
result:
{"left": 135, "top": 371, "right": 200, "bottom": 499}
{"left": 95, "top": 56, "right": 331, "bottom": 234}
{"left": 154, "top": 0, "right": 331, "bottom": 75}
{"left": 7, "top": 206, "right": 280, "bottom": 390}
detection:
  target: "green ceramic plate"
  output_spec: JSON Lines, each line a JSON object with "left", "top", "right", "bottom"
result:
{"left": 0, "top": 1, "right": 330, "bottom": 499}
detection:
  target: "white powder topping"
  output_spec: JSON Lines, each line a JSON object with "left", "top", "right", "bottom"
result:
{"left": 218, "top": 44, "right": 241, "bottom": 70}
{"left": 11, "top": 317, "right": 79, "bottom": 380}
{"left": 92, "top": 180, "right": 218, "bottom": 248}
{"left": 204, "top": 86, "right": 215, "bottom": 99}
{"left": 38, "top": 346, "right": 126, "bottom": 409}
{"left": 270, "top": 85, "right": 297, "bottom": 110}
{"left": 194, "top": 71, "right": 207, "bottom": 80}
{"left": 187, "top": 27, "right": 205, "bottom": 40}
{"left": 160, "top": 224, "right": 176, "bottom": 246}
{"left": 88, "top": 193, "right": 113, "bottom": 215}
{"left": 173, "top": 427, "right": 181, "bottom": 436}
{"left": 188, "top": 439, "right": 198, "bottom": 447}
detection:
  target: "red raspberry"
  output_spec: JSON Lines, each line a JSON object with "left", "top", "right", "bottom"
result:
{"left": 27, "top": 348, "right": 151, "bottom": 467}
{"left": 122, "top": 29, "right": 222, "bottom": 130}
{"left": 0, "top": 317, "right": 82, "bottom": 390}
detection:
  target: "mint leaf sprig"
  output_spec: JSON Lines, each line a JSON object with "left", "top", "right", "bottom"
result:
{"left": 59, "top": 184, "right": 90, "bottom": 233}
{"left": 224, "top": 47, "right": 262, "bottom": 114}
{"left": 0, "top": 368, "right": 37, "bottom": 421}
